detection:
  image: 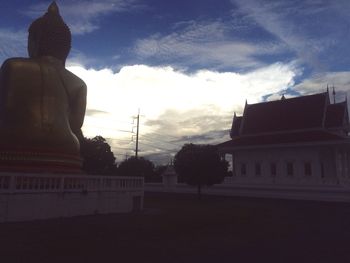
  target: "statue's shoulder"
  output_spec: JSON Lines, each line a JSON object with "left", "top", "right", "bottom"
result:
{"left": 2, "top": 57, "right": 33, "bottom": 65}
{"left": 1, "top": 58, "right": 39, "bottom": 72}
{"left": 63, "top": 68, "right": 87, "bottom": 91}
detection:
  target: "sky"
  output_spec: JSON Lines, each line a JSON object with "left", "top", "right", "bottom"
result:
{"left": 1, "top": 0, "right": 350, "bottom": 164}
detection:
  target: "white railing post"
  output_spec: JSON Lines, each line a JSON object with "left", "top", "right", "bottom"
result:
{"left": 9, "top": 174, "right": 16, "bottom": 193}
{"left": 60, "top": 175, "right": 65, "bottom": 192}
{"left": 0, "top": 174, "right": 144, "bottom": 193}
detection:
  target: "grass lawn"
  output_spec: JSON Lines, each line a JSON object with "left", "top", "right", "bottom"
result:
{"left": 0, "top": 192, "right": 350, "bottom": 262}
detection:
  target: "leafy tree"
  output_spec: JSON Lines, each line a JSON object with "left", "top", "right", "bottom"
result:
{"left": 151, "top": 165, "right": 167, "bottom": 183}
{"left": 174, "top": 143, "right": 228, "bottom": 199}
{"left": 155, "top": 165, "right": 167, "bottom": 175}
{"left": 118, "top": 156, "right": 155, "bottom": 181}
{"left": 80, "top": 136, "right": 116, "bottom": 175}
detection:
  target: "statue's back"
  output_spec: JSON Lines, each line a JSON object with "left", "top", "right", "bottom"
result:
{"left": 0, "top": 2, "right": 86, "bottom": 173}
{"left": 1, "top": 57, "right": 79, "bottom": 153}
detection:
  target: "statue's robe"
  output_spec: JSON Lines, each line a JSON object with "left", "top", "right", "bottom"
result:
{"left": 0, "top": 56, "right": 86, "bottom": 173}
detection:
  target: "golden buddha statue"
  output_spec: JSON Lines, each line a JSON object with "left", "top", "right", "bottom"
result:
{"left": 0, "top": 2, "right": 86, "bottom": 173}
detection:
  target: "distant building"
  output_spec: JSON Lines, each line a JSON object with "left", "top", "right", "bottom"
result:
{"left": 218, "top": 91, "right": 350, "bottom": 186}
{"left": 162, "top": 164, "right": 178, "bottom": 188}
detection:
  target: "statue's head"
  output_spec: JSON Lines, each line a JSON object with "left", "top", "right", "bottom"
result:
{"left": 28, "top": 1, "right": 71, "bottom": 63}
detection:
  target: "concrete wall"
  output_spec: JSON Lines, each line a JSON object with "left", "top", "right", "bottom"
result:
{"left": 0, "top": 173, "right": 144, "bottom": 222}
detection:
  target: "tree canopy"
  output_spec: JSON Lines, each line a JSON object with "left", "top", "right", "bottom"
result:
{"left": 80, "top": 136, "right": 116, "bottom": 175}
{"left": 174, "top": 143, "right": 228, "bottom": 199}
{"left": 118, "top": 156, "right": 155, "bottom": 180}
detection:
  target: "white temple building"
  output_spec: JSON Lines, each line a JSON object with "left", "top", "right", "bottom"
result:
{"left": 218, "top": 90, "right": 350, "bottom": 187}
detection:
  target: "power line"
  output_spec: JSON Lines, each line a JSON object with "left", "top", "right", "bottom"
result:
{"left": 143, "top": 131, "right": 179, "bottom": 140}
{"left": 143, "top": 151, "right": 175, "bottom": 157}
{"left": 112, "top": 147, "right": 133, "bottom": 150}
{"left": 84, "top": 124, "right": 133, "bottom": 133}
{"left": 133, "top": 109, "right": 140, "bottom": 158}
{"left": 86, "top": 115, "right": 134, "bottom": 125}
{"left": 138, "top": 141, "right": 176, "bottom": 152}
{"left": 105, "top": 138, "right": 133, "bottom": 143}
{"left": 140, "top": 134, "right": 182, "bottom": 147}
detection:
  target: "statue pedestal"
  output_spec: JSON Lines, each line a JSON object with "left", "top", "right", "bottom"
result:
{"left": 0, "top": 150, "right": 82, "bottom": 174}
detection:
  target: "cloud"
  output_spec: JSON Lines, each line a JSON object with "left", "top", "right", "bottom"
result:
{"left": 134, "top": 20, "right": 286, "bottom": 70}
{"left": 173, "top": 130, "right": 231, "bottom": 145}
{"left": 292, "top": 71, "right": 350, "bottom": 116}
{"left": 294, "top": 71, "right": 350, "bottom": 100}
{"left": 67, "top": 50, "right": 98, "bottom": 67}
{"left": 25, "top": 0, "right": 142, "bottom": 35}
{"left": 144, "top": 107, "right": 234, "bottom": 139}
{"left": 66, "top": 62, "right": 298, "bottom": 162}
{"left": 0, "top": 29, "right": 27, "bottom": 63}
{"left": 231, "top": 0, "right": 346, "bottom": 70}
{"left": 85, "top": 109, "right": 110, "bottom": 117}
{"left": 138, "top": 128, "right": 231, "bottom": 164}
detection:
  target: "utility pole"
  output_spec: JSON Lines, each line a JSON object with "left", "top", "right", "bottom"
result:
{"left": 135, "top": 109, "right": 140, "bottom": 158}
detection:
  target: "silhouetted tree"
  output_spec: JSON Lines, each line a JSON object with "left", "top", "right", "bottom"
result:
{"left": 152, "top": 165, "right": 167, "bottom": 183}
{"left": 118, "top": 156, "right": 155, "bottom": 181}
{"left": 174, "top": 143, "right": 228, "bottom": 199}
{"left": 80, "top": 136, "right": 116, "bottom": 175}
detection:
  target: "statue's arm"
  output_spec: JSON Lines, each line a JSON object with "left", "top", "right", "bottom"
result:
{"left": 0, "top": 60, "right": 12, "bottom": 118}
{"left": 0, "top": 63, "right": 3, "bottom": 118}
{"left": 70, "top": 82, "right": 87, "bottom": 140}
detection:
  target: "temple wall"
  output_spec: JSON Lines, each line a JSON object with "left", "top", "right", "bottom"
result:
{"left": 228, "top": 145, "right": 342, "bottom": 185}
{"left": 0, "top": 174, "right": 144, "bottom": 222}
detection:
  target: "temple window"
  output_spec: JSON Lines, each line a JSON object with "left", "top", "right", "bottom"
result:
{"left": 304, "top": 162, "right": 312, "bottom": 176}
{"left": 270, "top": 163, "right": 276, "bottom": 177}
{"left": 255, "top": 163, "right": 261, "bottom": 176}
{"left": 286, "top": 162, "right": 294, "bottom": 176}
{"left": 240, "top": 163, "right": 246, "bottom": 176}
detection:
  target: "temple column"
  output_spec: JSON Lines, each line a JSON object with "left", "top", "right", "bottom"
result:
{"left": 334, "top": 148, "right": 340, "bottom": 184}
{"left": 348, "top": 151, "right": 350, "bottom": 178}
{"left": 344, "top": 151, "right": 348, "bottom": 179}
{"left": 337, "top": 149, "right": 347, "bottom": 185}
{"left": 231, "top": 153, "right": 236, "bottom": 177}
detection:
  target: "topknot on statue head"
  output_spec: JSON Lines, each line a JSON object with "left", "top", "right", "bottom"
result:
{"left": 28, "top": 1, "right": 71, "bottom": 64}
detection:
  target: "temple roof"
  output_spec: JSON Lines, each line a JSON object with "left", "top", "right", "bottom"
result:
{"left": 230, "top": 115, "right": 242, "bottom": 137}
{"left": 325, "top": 101, "right": 348, "bottom": 128}
{"left": 221, "top": 91, "right": 350, "bottom": 149}
{"left": 240, "top": 92, "right": 329, "bottom": 135}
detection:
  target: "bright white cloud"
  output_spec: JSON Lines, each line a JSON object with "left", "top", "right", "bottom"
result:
{"left": 25, "top": 0, "right": 141, "bottom": 35}
{"left": 67, "top": 62, "right": 298, "bottom": 159}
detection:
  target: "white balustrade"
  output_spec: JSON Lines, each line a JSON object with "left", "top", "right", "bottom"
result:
{"left": 0, "top": 174, "right": 144, "bottom": 194}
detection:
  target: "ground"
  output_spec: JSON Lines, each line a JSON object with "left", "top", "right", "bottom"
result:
{"left": 1, "top": 192, "right": 350, "bottom": 263}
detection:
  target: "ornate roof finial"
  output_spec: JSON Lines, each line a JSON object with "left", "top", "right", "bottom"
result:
{"left": 333, "top": 85, "right": 336, "bottom": 104}
{"left": 281, "top": 94, "right": 286, "bottom": 100}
